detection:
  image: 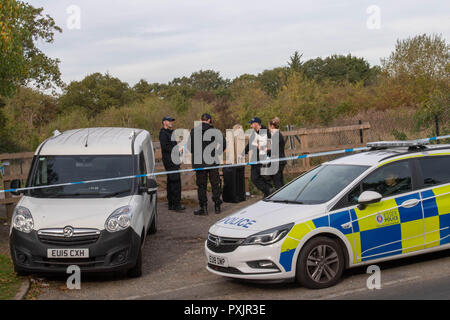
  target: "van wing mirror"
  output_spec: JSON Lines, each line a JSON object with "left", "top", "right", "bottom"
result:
{"left": 10, "top": 179, "right": 22, "bottom": 196}
{"left": 357, "top": 191, "right": 382, "bottom": 210}
{"left": 146, "top": 179, "right": 157, "bottom": 195}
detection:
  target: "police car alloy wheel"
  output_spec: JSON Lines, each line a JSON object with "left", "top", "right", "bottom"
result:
{"left": 296, "top": 237, "right": 345, "bottom": 289}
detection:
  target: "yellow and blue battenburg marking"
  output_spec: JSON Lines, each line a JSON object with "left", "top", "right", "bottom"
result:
{"left": 422, "top": 185, "right": 450, "bottom": 248}
{"left": 279, "top": 216, "right": 328, "bottom": 272}
{"left": 278, "top": 184, "right": 450, "bottom": 271}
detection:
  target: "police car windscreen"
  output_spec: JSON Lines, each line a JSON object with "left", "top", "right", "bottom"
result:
{"left": 28, "top": 155, "right": 134, "bottom": 198}
{"left": 267, "top": 164, "right": 369, "bottom": 204}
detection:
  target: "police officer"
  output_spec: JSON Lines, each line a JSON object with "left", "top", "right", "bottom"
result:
{"left": 159, "top": 116, "right": 185, "bottom": 212}
{"left": 268, "top": 117, "right": 286, "bottom": 190}
{"left": 245, "top": 117, "right": 275, "bottom": 197}
{"left": 187, "top": 113, "right": 226, "bottom": 215}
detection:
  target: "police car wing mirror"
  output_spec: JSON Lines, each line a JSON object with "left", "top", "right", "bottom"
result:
{"left": 357, "top": 191, "right": 382, "bottom": 210}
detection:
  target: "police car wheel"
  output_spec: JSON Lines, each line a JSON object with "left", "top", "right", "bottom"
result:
{"left": 296, "top": 237, "right": 344, "bottom": 289}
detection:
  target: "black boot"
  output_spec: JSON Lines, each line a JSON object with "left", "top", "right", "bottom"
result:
{"left": 170, "top": 204, "right": 186, "bottom": 212}
{"left": 214, "top": 202, "right": 221, "bottom": 214}
{"left": 194, "top": 204, "right": 208, "bottom": 216}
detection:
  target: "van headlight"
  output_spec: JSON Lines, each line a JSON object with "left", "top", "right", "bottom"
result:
{"left": 105, "top": 206, "right": 133, "bottom": 232}
{"left": 12, "top": 206, "right": 34, "bottom": 233}
{"left": 242, "top": 223, "right": 294, "bottom": 246}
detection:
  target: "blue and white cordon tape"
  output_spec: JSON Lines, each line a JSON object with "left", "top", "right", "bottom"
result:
{"left": 1, "top": 134, "right": 449, "bottom": 194}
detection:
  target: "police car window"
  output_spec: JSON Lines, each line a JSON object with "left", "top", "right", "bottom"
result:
{"left": 418, "top": 156, "right": 450, "bottom": 187}
{"left": 333, "top": 184, "right": 362, "bottom": 210}
{"left": 267, "top": 164, "right": 369, "bottom": 204}
{"left": 361, "top": 161, "right": 412, "bottom": 198}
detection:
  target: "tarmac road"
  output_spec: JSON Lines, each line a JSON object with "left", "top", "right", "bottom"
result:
{"left": 3, "top": 196, "right": 448, "bottom": 300}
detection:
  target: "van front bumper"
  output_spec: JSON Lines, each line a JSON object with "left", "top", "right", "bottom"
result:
{"left": 10, "top": 227, "right": 141, "bottom": 275}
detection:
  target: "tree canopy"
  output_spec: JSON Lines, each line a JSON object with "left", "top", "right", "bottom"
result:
{"left": 58, "top": 72, "right": 134, "bottom": 116}
{"left": 0, "top": 0, "right": 62, "bottom": 98}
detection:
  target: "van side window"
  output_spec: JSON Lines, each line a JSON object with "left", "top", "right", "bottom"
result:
{"left": 418, "top": 156, "right": 450, "bottom": 187}
{"left": 361, "top": 161, "right": 412, "bottom": 198}
{"left": 139, "top": 151, "right": 147, "bottom": 186}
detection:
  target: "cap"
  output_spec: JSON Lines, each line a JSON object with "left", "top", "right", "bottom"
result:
{"left": 248, "top": 117, "right": 262, "bottom": 124}
{"left": 162, "top": 116, "right": 175, "bottom": 122}
{"left": 201, "top": 113, "right": 212, "bottom": 122}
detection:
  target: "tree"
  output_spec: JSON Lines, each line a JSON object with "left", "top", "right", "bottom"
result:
{"left": 302, "top": 54, "right": 376, "bottom": 84}
{"left": 256, "top": 67, "right": 288, "bottom": 97}
{"left": 382, "top": 34, "right": 449, "bottom": 129}
{"left": 0, "top": 0, "right": 63, "bottom": 97}
{"left": 7, "top": 86, "right": 58, "bottom": 127}
{"left": 59, "top": 73, "right": 134, "bottom": 117}
{"left": 288, "top": 51, "right": 303, "bottom": 72}
{"left": 132, "top": 79, "right": 168, "bottom": 100}
{"left": 382, "top": 34, "right": 449, "bottom": 83}
{"left": 170, "top": 70, "right": 230, "bottom": 92}
{"left": 381, "top": 34, "right": 449, "bottom": 101}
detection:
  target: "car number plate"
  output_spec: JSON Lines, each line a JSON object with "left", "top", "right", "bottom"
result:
{"left": 47, "top": 248, "right": 89, "bottom": 258}
{"left": 208, "top": 254, "right": 228, "bottom": 267}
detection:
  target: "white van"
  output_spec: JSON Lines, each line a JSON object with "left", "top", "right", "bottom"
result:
{"left": 9, "top": 128, "right": 157, "bottom": 278}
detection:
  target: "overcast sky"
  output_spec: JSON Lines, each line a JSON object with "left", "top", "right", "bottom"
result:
{"left": 30, "top": 0, "right": 450, "bottom": 86}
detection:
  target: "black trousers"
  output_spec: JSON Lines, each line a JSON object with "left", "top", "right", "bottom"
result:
{"left": 270, "top": 163, "right": 285, "bottom": 190}
{"left": 250, "top": 165, "right": 273, "bottom": 197}
{"left": 196, "top": 168, "right": 222, "bottom": 206}
{"left": 166, "top": 168, "right": 182, "bottom": 206}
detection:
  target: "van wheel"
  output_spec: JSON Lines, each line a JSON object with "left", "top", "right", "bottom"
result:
{"left": 148, "top": 200, "right": 157, "bottom": 235}
{"left": 295, "top": 237, "right": 344, "bottom": 289}
{"left": 127, "top": 246, "right": 142, "bottom": 278}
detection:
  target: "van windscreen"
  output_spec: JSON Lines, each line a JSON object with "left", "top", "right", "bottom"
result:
{"left": 28, "top": 155, "right": 135, "bottom": 198}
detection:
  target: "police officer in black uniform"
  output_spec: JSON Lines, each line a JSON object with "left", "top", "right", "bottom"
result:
{"left": 244, "top": 117, "right": 275, "bottom": 197}
{"left": 159, "top": 116, "right": 185, "bottom": 212}
{"left": 187, "top": 113, "right": 226, "bottom": 215}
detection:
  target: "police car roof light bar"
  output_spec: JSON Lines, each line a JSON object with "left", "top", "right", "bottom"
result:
{"left": 367, "top": 139, "right": 430, "bottom": 150}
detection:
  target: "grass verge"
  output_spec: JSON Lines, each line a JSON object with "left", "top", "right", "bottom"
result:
{"left": 0, "top": 253, "right": 22, "bottom": 300}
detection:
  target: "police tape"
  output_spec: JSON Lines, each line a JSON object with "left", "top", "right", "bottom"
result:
{"left": 1, "top": 134, "right": 450, "bottom": 194}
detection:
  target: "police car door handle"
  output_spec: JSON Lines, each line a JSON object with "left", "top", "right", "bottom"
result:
{"left": 341, "top": 222, "right": 352, "bottom": 229}
{"left": 400, "top": 199, "right": 420, "bottom": 208}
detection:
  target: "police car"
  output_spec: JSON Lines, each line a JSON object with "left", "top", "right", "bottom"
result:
{"left": 206, "top": 140, "right": 450, "bottom": 288}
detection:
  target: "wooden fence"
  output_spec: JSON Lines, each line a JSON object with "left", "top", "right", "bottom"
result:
{"left": 0, "top": 121, "right": 370, "bottom": 220}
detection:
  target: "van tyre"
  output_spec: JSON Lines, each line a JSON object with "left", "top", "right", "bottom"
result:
{"left": 127, "top": 246, "right": 142, "bottom": 278}
{"left": 296, "top": 237, "right": 344, "bottom": 289}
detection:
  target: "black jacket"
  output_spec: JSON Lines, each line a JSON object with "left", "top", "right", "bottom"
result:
{"left": 268, "top": 130, "right": 287, "bottom": 166}
{"left": 187, "top": 122, "right": 227, "bottom": 168}
{"left": 159, "top": 128, "right": 181, "bottom": 170}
